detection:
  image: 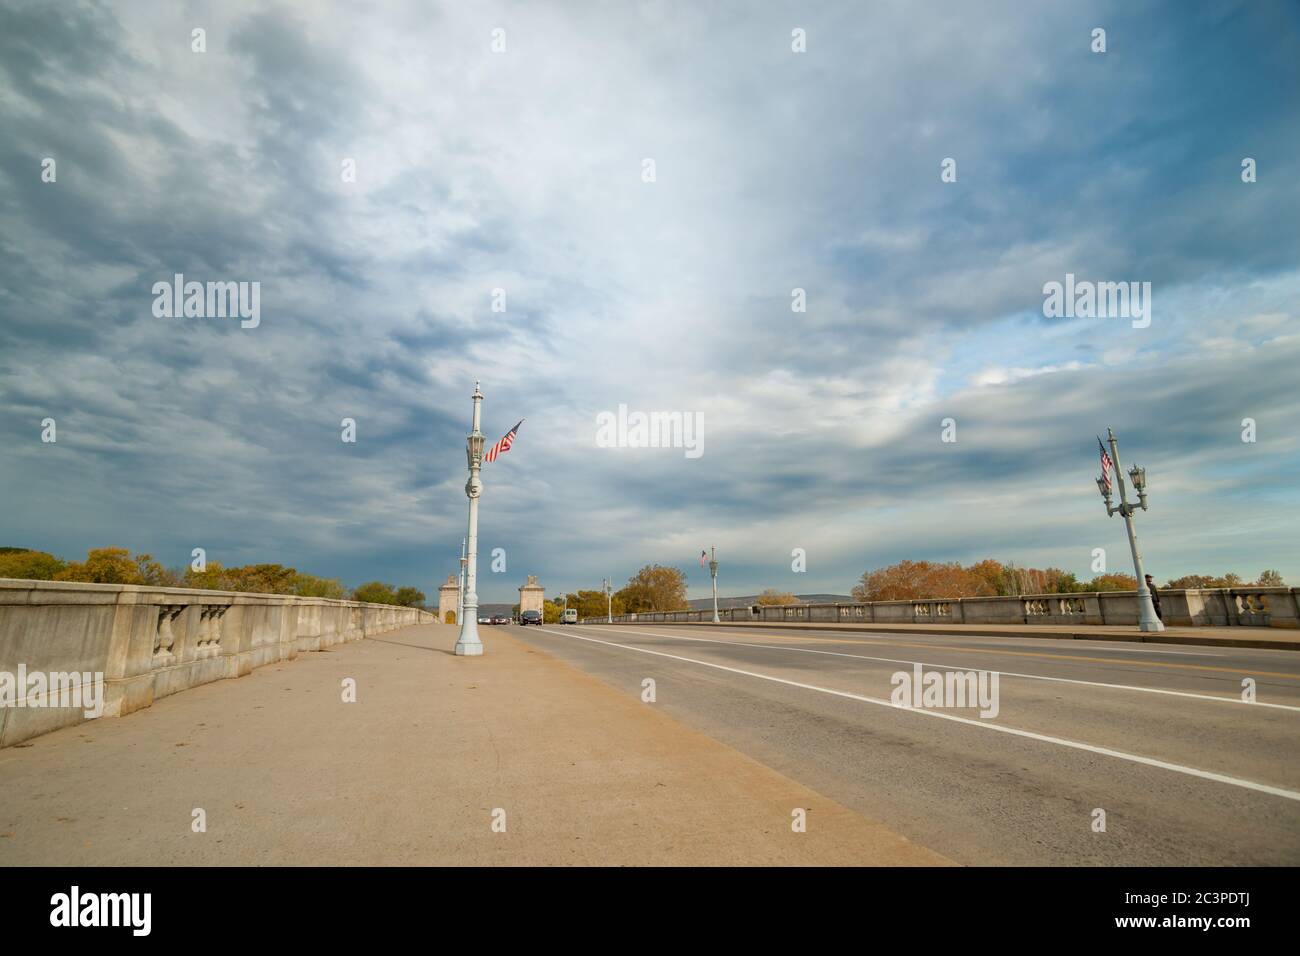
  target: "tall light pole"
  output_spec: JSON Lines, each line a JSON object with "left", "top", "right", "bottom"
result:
{"left": 603, "top": 577, "right": 613, "bottom": 623}
{"left": 1096, "top": 426, "right": 1164, "bottom": 632}
{"left": 455, "top": 382, "right": 485, "bottom": 655}
{"left": 457, "top": 537, "right": 467, "bottom": 625}
{"left": 708, "top": 546, "right": 720, "bottom": 623}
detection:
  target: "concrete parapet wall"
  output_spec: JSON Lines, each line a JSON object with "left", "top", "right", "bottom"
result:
{"left": 0, "top": 579, "right": 435, "bottom": 748}
{"left": 602, "top": 587, "right": 1300, "bottom": 630}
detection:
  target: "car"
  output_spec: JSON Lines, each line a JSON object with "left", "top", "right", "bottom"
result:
{"left": 561, "top": 608, "right": 578, "bottom": 624}
{"left": 520, "top": 609, "right": 543, "bottom": 626}
{"left": 478, "top": 617, "right": 490, "bottom": 624}
{"left": 491, "top": 616, "right": 509, "bottom": 625}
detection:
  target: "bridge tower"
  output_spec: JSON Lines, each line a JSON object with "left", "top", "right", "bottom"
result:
{"left": 437, "top": 574, "right": 459, "bottom": 623}
{"left": 518, "top": 575, "right": 545, "bottom": 619}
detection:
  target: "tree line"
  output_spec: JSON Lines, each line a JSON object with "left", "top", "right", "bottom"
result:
{"left": 542, "top": 559, "right": 1289, "bottom": 620}
{"left": 850, "top": 559, "right": 1286, "bottom": 602}
{"left": 0, "top": 546, "right": 426, "bottom": 607}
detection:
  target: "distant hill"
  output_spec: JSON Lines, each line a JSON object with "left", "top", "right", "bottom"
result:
{"left": 685, "top": 593, "right": 852, "bottom": 611}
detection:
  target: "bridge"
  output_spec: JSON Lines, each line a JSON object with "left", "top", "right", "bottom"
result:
{"left": 1, "top": 577, "right": 1298, "bottom": 865}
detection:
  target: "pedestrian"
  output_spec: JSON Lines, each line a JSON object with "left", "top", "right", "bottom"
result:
{"left": 1144, "top": 574, "right": 1163, "bottom": 622}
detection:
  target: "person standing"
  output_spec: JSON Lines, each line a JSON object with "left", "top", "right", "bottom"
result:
{"left": 1144, "top": 574, "right": 1164, "bottom": 623}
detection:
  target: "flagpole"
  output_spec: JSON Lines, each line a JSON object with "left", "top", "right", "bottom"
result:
{"left": 455, "top": 382, "right": 485, "bottom": 655}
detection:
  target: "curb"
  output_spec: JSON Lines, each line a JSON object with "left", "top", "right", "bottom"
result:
{"left": 593, "top": 620, "right": 1300, "bottom": 652}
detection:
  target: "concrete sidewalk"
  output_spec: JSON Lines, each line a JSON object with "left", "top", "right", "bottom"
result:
{"left": 620, "top": 620, "right": 1300, "bottom": 651}
{"left": 0, "top": 624, "right": 947, "bottom": 866}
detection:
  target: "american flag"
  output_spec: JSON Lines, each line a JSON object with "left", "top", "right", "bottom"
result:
{"left": 699, "top": 549, "right": 708, "bottom": 567}
{"left": 1098, "top": 436, "right": 1113, "bottom": 494}
{"left": 485, "top": 419, "right": 523, "bottom": 463}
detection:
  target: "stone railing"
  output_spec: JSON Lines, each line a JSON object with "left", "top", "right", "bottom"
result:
{"left": 597, "top": 587, "right": 1300, "bottom": 630}
{"left": 0, "top": 579, "right": 435, "bottom": 748}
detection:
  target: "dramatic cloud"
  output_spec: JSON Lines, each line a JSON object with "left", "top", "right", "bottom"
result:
{"left": 1, "top": 0, "right": 1297, "bottom": 600}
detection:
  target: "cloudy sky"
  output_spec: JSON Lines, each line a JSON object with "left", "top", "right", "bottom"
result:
{"left": 1, "top": 0, "right": 1297, "bottom": 603}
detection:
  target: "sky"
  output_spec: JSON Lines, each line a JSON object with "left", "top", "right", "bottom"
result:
{"left": 1, "top": 0, "right": 1298, "bottom": 604}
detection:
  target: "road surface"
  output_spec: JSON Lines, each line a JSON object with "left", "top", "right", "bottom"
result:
{"left": 510, "top": 621, "right": 1300, "bottom": 865}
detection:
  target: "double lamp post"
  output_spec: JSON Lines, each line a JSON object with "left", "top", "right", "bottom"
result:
{"left": 454, "top": 382, "right": 485, "bottom": 656}
{"left": 1095, "top": 426, "right": 1164, "bottom": 632}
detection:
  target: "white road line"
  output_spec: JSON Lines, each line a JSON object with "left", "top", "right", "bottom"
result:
{"left": 535, "top": 626, "right": 1300, "bottom": 803}
{"left": 578, "top": 625, "right": 1300, "bottom": 713}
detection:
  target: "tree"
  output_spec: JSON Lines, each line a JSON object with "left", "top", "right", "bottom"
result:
{"left": 1044, "top": 569, "right": 1084, "bottom": 593}
{"left": 756, "top": 589, "right": 799, "bottom": 606}
{"left": 1258, "top": 570, "right": 1285, "bottom": 587}
{"left": 352, "top": 581, "right": 396, "bottom": 604}
{"left": 293, "top": 572, "right": 347, "bottom": 599}
{"left": 1165, "top": 573, "right": 1243, "bottom": 589}
{"left": 0, "top": 549, "right": 66, "bottom": 580}
{"left": 184, "top": 560, "right": 229, "bottom": 591}
{"left": 393, "top": 586, "right": 426, "bottom": 608}
{"left": 134, "top": 553, "right": 181, "bottom": 587}
{"left": 967, "top": 559, "right": 1010, "bottom": 596}
{"left": 56, "top": 547, "right": 143, "bottom": 585}
{"left": 542, "top": 598, "right": 563, "bottom": 623}
{"left": 616, "top": 564, "right": 688, "bottom": 613}
{"left": 224, "top": 564, "right": 298, "bottom": 594}
{"left": 1087, "top": 572, "right": 1137, "bottom": 592}
{"left": 852, "top": 560, "right": 994, "bottom": 602}
{"left": 568, "top": 589, "right": 622, "bottom": 620}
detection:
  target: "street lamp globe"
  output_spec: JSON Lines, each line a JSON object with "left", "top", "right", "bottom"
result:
{"left": 1128, "top": 464, "right": 1146, "bottom": 490}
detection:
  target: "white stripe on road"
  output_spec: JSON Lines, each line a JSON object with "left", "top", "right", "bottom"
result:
{"left": 579, "top": 625, "right": 1300, "bottom": 713}
{"left": 534, "top": 627, "right": 1300, "bottom": 803}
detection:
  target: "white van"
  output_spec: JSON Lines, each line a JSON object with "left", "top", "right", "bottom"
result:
{"left": 562, "top": 608, "right": 578, "bottom": 624}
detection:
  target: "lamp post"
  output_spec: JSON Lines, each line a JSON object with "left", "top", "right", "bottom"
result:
{"left": 458, "top": 537, "right": 467, "bottom": 625}
{"left": 708, "top": 546, "right": 720, "bottom": 623}
{"left": 1096, "top": 426, "right": 1164, "bottom": 632}
{"left": 455, "top": 382, "right": 485, "bottom": 655}
{"left": 603, "top": 577, "right": 613, "bottom": 623}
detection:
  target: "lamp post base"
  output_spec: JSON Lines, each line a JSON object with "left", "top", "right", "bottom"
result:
{"left": 1139, "top": 619, "right": 1166, "bottom": 632}
{"left": 455, "top": 618, "right": 484, "bottom": 655}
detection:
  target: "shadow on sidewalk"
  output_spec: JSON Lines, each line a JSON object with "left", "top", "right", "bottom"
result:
{"left": 367, "top": 637, "right": 458, "bottom": 656}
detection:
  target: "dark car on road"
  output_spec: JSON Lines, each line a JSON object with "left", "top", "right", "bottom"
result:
{"left": 520, "top": 610, "right": 543, "bottom": 625}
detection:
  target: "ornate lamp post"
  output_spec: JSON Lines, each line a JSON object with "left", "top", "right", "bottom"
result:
{"left": 455, "top": 382, "right": 485, "bottom": 655}
{"left": 457, "top": 537, "right": 467, "bottom": 625}
{"left": 708, "top": 546, "right": 720, "bottom": 623}
{"left": 1096, "top": 426, "right": 1164, "bottom": 632}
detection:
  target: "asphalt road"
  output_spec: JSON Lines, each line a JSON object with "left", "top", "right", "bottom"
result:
{"left": 507, "top": 621, "right": 1300, "bottom": 865}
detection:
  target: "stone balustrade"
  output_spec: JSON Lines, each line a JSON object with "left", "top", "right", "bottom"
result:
{"left": 0, "top": 579, "right": 435, "bottom": 748}
{"left": 600, "top": 587, "right": 1300, "bottom": 629}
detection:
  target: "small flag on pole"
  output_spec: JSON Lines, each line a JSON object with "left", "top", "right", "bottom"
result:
{"left": 699, "top": 549, "right": 708, "bottom": 567}
{"left": 485, "top": 419, "right": 523, "bottom": 463}
{"left": 1098, "top": 436, "right": 1113, "bottom": 495}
